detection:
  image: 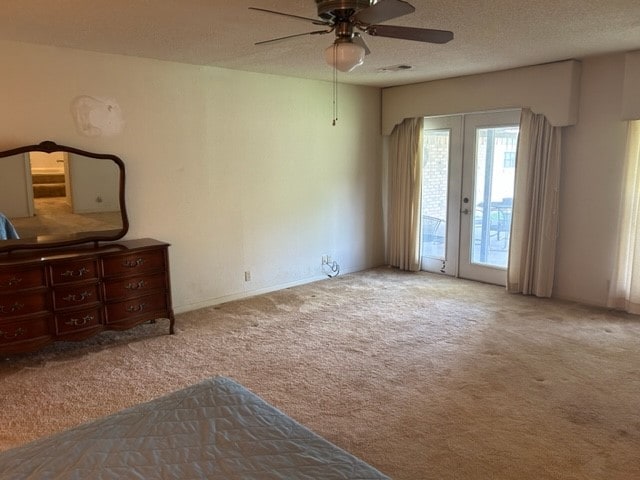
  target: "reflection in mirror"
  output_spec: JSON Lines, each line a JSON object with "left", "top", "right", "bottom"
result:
{"left": 0, "top": 141, "right": 128, "bottom": 252}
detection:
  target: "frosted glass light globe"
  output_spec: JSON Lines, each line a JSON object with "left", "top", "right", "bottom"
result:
{"left": 324, "top": 42, "right": 366, "bottom": 72}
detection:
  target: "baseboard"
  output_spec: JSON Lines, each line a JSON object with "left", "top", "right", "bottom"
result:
{"left": 173, "top": 264, "right": 371, "bottom": 315}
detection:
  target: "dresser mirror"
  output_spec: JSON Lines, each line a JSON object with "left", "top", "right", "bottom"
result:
{"left": 0, "top": 141, "right": 128, "bottom": 253}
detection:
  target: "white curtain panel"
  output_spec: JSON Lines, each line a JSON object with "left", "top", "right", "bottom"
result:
{"left": 507, "top": 109, "right": 562, "bottom": 296}
{"left": 387, "top": 117, "right": 424, "bottom": 271}
{"left": 608, "top": 120, "right": 640, "bottom": 313}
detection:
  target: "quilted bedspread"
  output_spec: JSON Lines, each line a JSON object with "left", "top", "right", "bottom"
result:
{"left": 0, "top": 376, "right": 389, "bottom": 479}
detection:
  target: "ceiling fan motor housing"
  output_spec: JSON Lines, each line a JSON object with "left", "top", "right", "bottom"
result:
{"left": 315, "top": 0, "right": 374, "bottom": 21}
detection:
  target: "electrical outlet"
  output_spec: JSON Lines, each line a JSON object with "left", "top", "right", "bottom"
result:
{"left": 244, "top": 271, "right": 251, "bottom": 282}
{"left": 321, "top": 255, "right": 328, "bottom": 265}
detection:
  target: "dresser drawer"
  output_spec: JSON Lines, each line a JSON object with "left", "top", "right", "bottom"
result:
{"left": 55, "top": 307, "right": 103, "bottom": 335}
{"left": 0, "top": 317, "right": 50, "bottom": 345}
{"left": 0, "top": 291, "right": 49, "bottom": 319}
{"left": 105, "top": 292, "right": 168, "bottom": 324}
{"left": 0, "top": 267, "right": 46, "bottom": 293}
{"left": 103, "top": 273, "right": 166, "bottom": 301}
{"left": 50, "top": 260, "right": 99, "bottom": 285}
{"left": 53, "top": 283, "right": 101, "bottom": 310}
{"left": 102, "top": 249, "right": 166, "bottom": 277}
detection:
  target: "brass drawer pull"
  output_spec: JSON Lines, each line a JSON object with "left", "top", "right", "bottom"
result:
{"left": 61, "top": 267, "right": 90, "bottom": 278}
{"left": 0, "top": 276, "right": 22, "bottom": 288}
{"left": 126, "top": 303, "right": 146, "bottom": 313}
{"left": 0, "top": 328, "right": 26, "bottom": 339}
{"left": 0, "top": 302, "right": 25, "bottom": 314}
{"left": 122, "top": 258, "right": 145, "bottom": 268}
{"left": 125, "top": 280, "right": 147, "bottom": 290}
{"left": 62, "top": 291, "right": 92, "bottom": 303}
{"left": 65, "top": 315, "right": 94, "bottom": 327}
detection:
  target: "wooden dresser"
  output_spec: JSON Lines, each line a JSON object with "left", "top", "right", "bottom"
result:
{"left": 0, "top": 238, "right": 174, "bottom": 355}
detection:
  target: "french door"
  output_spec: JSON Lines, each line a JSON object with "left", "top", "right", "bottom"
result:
{"left": 420, "top": 110, "right": 520, "bottom": 285}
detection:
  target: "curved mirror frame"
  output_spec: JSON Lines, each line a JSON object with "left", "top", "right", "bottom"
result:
{"left": 0, "top": 141, "right": 128, "bottom": 253}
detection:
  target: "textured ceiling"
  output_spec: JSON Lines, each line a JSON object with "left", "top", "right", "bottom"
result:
{"left": 1, "top": 0, "right": 639, "bottom": 87}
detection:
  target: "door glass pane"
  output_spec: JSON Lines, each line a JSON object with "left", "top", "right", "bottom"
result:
{"left": 471, "top": 126, "right": 519, "bottom": 267}
{"left": 422, "top": 129, "right": 449, "bottom": 259}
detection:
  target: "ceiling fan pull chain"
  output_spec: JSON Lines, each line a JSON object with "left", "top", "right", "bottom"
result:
{"left": 332, "top": 45, "right": 338, "bottom": 126}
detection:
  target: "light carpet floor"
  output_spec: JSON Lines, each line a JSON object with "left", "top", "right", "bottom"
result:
{"left": 1, "top": 267, "right": 639, "bottom": 479}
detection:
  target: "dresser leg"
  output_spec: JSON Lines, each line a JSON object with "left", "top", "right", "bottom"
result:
{"left": 169, "top": 311, "right": 175, "bottom": 335}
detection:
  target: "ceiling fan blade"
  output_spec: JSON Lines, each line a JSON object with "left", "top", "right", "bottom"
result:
{"left": 353, "top": 0, "right": 415, "bottom": 25}
{"left": 366, "top": 25, "right": 454, "bottom": 44}
{"left": 255, "top": 29, "right": 333, "bottom": 46}
{"left": 353, "top": 33, "right": 371, "bottom": 55}
{"left": 248, "top": 7, "right": 330, "bottom": 26}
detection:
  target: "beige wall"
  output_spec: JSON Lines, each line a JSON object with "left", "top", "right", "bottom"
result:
{"left": 0, "top": 153, "right": 31, "bottom": 218}
{"left": 29, "top": 151, "right": 65, "bottom": 172}
{"left": 381, "top": 60, "right": 581, "bottom": 134}
{"left": 0, "top": 40, "right": 384, "bottom": 313}
{"left": 555, "top": 54, "right": 629, "bottom": 306}
{"left": 68, "top": 153, "right": 120, "bottom": 214}
{"left": 622, "top": 50, "right": 640, "bottom": 120}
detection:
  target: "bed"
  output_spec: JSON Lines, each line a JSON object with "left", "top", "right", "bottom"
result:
{"left": 0, "top": 376, "right": 390, "bottom": 479}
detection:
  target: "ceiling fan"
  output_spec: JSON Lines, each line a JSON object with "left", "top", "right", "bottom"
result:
{"left": 249, "top": 0, "right": 454, "bottom": 73}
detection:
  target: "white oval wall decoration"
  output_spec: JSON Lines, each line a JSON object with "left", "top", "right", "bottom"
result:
{"left": 71, "top": 96, "right": 124, "bottom": 137}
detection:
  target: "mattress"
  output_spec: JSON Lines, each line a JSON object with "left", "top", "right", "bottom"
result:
{"left": 0, "top": 376, "right": 389, "bottom": 479}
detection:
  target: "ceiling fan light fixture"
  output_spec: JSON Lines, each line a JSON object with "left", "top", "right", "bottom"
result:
{"left": 324, "top": 40, "right": 366, "bottom": 72}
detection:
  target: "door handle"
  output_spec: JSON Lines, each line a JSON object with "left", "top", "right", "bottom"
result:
{"left": 462, "top": 197, "right": 470, "bottom": 214}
